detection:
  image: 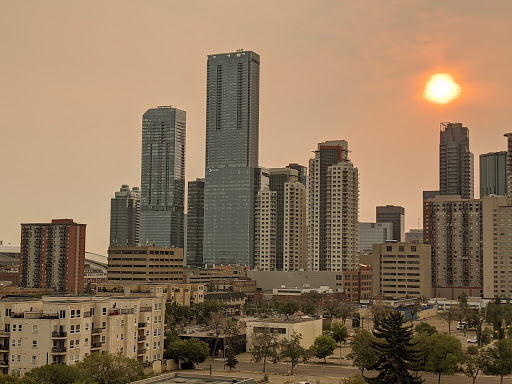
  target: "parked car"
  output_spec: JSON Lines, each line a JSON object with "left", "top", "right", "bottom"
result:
{"left": 467, "top": 337, "right": 478, "bottom": 343}
{"left": 457, "top": 322, "right": 467, "bottom": 330}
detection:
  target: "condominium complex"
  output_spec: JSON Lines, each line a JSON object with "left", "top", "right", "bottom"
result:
{"left": 186, "top": 179, "right": 205, "bottom": 268}
{"left": 362, "top": 242, "right": 432, "bottom": 299}
{"left": 439, "top": 122, "right": 474, "bottom": 199}
{"left": 480, "top": 152, "right": 507, "bottom": 197}
{"left": 203, "top": 50, "right": 261, "bottom": 268}
{"left": 0, "top": 294, "right": 166, "bottom": 376}
{"left": 107, "top": 246, "right": 183, "bottom": 283}
{"left": 255, "top": 168, "right": 306, "bottom": 271}
{"left": 307, "top": 141, "right": 359, "bottom": 271}
{"left": 140, "top": 106, "right": 186, "bottom": 248}
{"left": 376, "top": 205, "right": 405, "bottom": 242}
{"left": 20, "top": 219, "right": 86, "bottom": 294}
{"left": 110, "top": 185, "right": 140, "bottom": 246}
{"left": 358, "top": 222, "right": 393, "bottom": 252}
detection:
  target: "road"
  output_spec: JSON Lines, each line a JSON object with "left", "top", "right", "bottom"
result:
{"left": 197, "top": 359, "right": 510, "bottom": 384}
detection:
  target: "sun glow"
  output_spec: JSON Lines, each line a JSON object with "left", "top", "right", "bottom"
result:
{"left": 424, "top": 73, "right": 461, "bottom": 104}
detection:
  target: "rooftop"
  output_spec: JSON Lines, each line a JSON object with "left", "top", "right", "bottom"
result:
{"left": 131, "top": 373, "right": 253, "bottom": 384}
{"left": 247, "top": 317, "right": 320, "bottom": 324}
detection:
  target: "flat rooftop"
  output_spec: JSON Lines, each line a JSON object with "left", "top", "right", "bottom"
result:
{"left": 247, "top": 317, "right": 319, "bottom": 324}
{"left": 132, "top": 373, "right": 253, "bottom": 384}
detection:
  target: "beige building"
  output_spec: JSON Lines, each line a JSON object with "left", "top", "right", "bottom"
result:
{"left": 0, "top": 294, "right": 166, "bottom": 376}
{"left": 96, "top": 282, "right": 205, "bottom": 307}
{"left": 308, "top": 141, "right": 359, "bottom": 272}
{"left": 254, "top": 168, "right": 306, "bottom": 271}
{"left": 362, "top": 242, "right": 432, "bottom": 299}
{"left": 245, "top": 318, "right": 322, "bottom": 351}
{"left": 107, "top": 246, "right": 183, "bottom": 283}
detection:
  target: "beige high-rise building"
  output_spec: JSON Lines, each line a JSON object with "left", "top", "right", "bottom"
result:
{"left": 362, "top": 243, "right": 431, "bottom": 299}
{"left": 254, "top": 168, "right": 306, "bottom": 271}
{"left": 107, "top": 246, "right": 183, "bottom": 283}
{"left": 0, "top": 294, "right": 166, "bottom": 376}
{"left": 308, "top": 141, "right": 359, "bottom": 271}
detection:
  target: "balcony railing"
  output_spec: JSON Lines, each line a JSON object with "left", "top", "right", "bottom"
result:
{"left": 51, "top": 347, "right": 66, "bottom": 353}
{"left": 92, "top": 328, "right": 103, "bottom": 334}
{"left": 52, "top": 331, "right": 67, "bottom": 338}
{"left": 138, "top": 336, "right": 146, "bottom": 341}
{"left": 140, "top": 307, "right": 152, "bottom": 312}
{"left": 91, "top": 342, "right": 102, "bottom": 349}
{"left": 138, "top": 322, "right": 147, "bottom": 328}
{"left": 137, "top": 349, "right": 146, "bottom": 355}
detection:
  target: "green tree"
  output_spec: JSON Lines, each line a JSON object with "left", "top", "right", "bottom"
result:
{"left": 439, "top": 305, "right": 457, "bottom": 335}
{"left": 225, "top": 347, "right": 238, "bottom": 371}
{"left": 369, "top": 301, "right": 392, "bottom": 329}
{"left": 338, "top": 302, "right": 356, "bottom": 325}
{"left": 339, "top": 376, "right": 366, "bottom": 384}
{"left": 421, "top": 333, "right": 463, "bottom": 384}
{"left": 76, "top": 353, "right": 144, "bottom": 384}
{"left": 280, "top": 331, "right": 304, "bottom": 375}
{"left": 331, "top": 322, "right": 348, "bottom": 360}
{"left": 166, "top": 302, "right": 192, "bottom": 331}
{"left": 280, "top": 300, "right": 300, "bottom": 317}
{"left": 482, "top": 338, "right": 512, "bottom": 384}
{"left": 302, "top": 291, "right": 322, "bottom": 316}
{"left": 466, "top": 308, "right": 486, "bottom": 346}
{"left": 347, "top": 329, "right": 379, "bottom": 375}
{"left": 208, "top": 311, "right": 226, "bottom": 357}
{"left": 486, "top": 298, "right": 505, "bottom": 339}
{"left": 364, "top": 311, "right": 423, "bottom": 384}
{"left": 25, "top": 364, "right": 88, "bottom": 384}
{"left": 323, "top": 300, "right": 341, "bottom": 319}
{"left": 166, "top": 338, "right": 210, "bottom": 369}
{"left": 251, "top": 325, "right": 278, "bottom": 373}
{"left": 313, "top": 335, "right": 336, "bottom": 363}
{"left": 414, "top": 323, "right": 437, "bottom": 336}
{"left": 407, "top": 302, "right": 422, "bottom": 323}
{"left": 463, "top": 345, "right": 484, "bottom": 384}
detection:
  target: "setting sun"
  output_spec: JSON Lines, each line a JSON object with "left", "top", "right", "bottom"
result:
{"left": 424, "top": 73, "right": 461, "bottom": 104}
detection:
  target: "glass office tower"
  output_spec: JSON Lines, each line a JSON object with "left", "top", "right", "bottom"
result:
{"left": 203, "top": 50, "right": 260, "bottom": 267}
{"left": 480, "top": 151, "right": 507, "bottom": 197}
{"left": 140, "top": 106, "right": 186, "bottom": 248}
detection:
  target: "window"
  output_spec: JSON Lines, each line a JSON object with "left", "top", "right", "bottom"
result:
{"left": 120, "top": 334, "right": 124, "bottom": 341}
{"left": 17, "top": 340, "right": 21, "bottom": 347}
{"left": 76, "top": 325, "right": 81, "bottom": 333}
{"left": 59, "top": 310, "right": 66, "bottom": 319}
{"left": 70, "top": 340, "right": 75, "bottom": 349}
{"left": 85, "top": 338, "right": 89, "bottom": 346}
{"left": 31, "top": 356, "right": 36, "bottom": 364}
{"left": 17, "top": 355, "right": 20, "bottom": 363}
{"left": 11, "top": 339, "right": 15, "bottom": 347}
{"left": 102, "top": 308, "right": 107, "bottom": 316}
{"left": 32, "top": 325, "right": 38, "bottom": 334}
{"left": 85, "top": 323, "right": 89, "bottom": 331}
{"left": 32, "top": 340, "right": 37, "bottom": 349}
{"left": 11, "top": 355, "right": 14, "bottom": 363}
{"left": 71, "top": 310, "right": 76, "bottom": 318}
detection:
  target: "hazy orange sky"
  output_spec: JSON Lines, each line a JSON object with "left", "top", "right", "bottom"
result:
{"left": 1, "top": 1, "right": 512, "bottom": 254}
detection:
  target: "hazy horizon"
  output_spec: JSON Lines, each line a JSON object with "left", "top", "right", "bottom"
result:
{"left": 2, "top": 1, "right": 512, "bottom": 254}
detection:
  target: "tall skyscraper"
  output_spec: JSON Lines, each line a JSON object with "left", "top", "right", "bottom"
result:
{"left": 203, "top": 50, "right": 260, "bottom": 267}
{"left": 286, "top": 163, "right": 307, "bottom": 187}
{"left": 20, "top": 219, "right": 86, "bottom": 293}
{"left": 439, "top": 122, "right": 474, "bottom": 199}
{"left": 140, "top": 106, "right": 186, "bottom": 248}
{"left": 255, "top": 168, "right": 306, "bottom": 271}
{"left": 376, "top": 205, "right": 405, "bottom": 242}
{"left": 480, "top": 151, "right": 507, "bottom": 197}
{"left": 307, "top": 140, "right": 359, "bottom": 271}
{"left": 504, "top": 133, "right": 512, "bottom": 196}
{"left": 110, "top": 185, "right": 140, "bottom": 246}
{"left": 187, "top": 178, "right": 205, "bottom": 267}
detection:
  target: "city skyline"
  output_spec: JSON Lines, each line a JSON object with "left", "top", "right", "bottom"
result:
{"left": 2, "top": 1, "right": 512, "bottom": 253}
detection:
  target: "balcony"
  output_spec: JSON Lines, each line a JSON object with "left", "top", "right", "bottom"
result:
{"left": 138, "top": 336, "right": 146, "bottom": 342}
{"left": 0, "top": 345, "right": 8, "bottom": 352}
{"left": 51, "top": 347, "right": 66, "bottom": 354}
{"left": 91, "top": 342, "right": 103, "bottom": 349}
{"left": 137, "top": 349, "right": 146, "bottom": 355}
{"left": 0, "top": 360, "right": 8, "bottom": 367}
{"left": 138, "top": 322, "right": 147, "bottom": 328}
{"left": 92, "top": 328, "right": 103, "bottom": 334}
{"left": 52, "top": 331, "right": 67, "bottom": 338}
{"left": 140, "top": 307, "right": 152, "bottom": 312}
{"left": 0, "top": 331, "right": 9, "bottom": 338}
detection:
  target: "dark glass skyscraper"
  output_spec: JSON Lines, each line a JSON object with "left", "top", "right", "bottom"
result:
{"left": 140, "top": 106, "right": 186, "bottom": 248}
{"left": 439, "top": 122, "right": 474, "bottom": 199}
{"left": 204, "top": 50, "right": 260, "bottom": 267}
{"left": 480, "top": 151, "right": 507, "bottom": 197}
{"left": 110, "top": 185, "right": 140, "bottom": 246}
{"left": 376, "top": 205, "right": 405, "bottom": 242}
{"left": 187, "top": 178, "right": 204, "bottom": 267}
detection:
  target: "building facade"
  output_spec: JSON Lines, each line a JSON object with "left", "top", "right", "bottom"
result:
{"left": 342, "top": 265, "right": 373, "bottom": 301}
{"left": 307, "top": 141, "right": 359, "bottom": 271}
{"left": 439, "top": 122, "right": 474, "bottom": 199}
{"left": 203, "top": 50, "right": 261, "bottom": 268}
{"left": 186, "top": 178, "right": 205, "bottom": 268}
{"left": 480, "top": 152, "right": 507, "bottom": 198}
{"left": 0, "top": 294, "right": 166, "bottom": 376}
{"left": 107, "top": 246, "right": 183, "bottom": 283}
{"left": 255, "top": 168, "right": 306, "bottom": 271}
{"left": 358, "top": 222, "right": 393, "bottom": 252}
{"left": 110, "top": 185, "right": 140, "bottom": 247}
{"left": 362, "top": 242, "right": 432, "bottom": 299}
{"left": 376, "top": 205, "right": 405, "bottom": 242}
{"left": 20, "top": 219, "right": 86, "bottom": 294}
{"left": 140, "top": 106, "right": 186, "bottom": 248}
{"left": 405, "top": 229, "right": 424, "bottom": 243}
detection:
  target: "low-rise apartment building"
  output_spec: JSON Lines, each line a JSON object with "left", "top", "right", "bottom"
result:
{"left": 0, "top": 294, "right": 166, "bottom": 376}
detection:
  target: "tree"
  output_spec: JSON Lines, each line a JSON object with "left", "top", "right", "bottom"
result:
{"left": 251, "top": 326, "right": 278, "bottom": 373}
{"left": 466, "top": 308, "right": 486, "bottom": 346}
{"left": 407, "top": 302, "right": 422, "bottom": 323}
{"left": 486, "top": 298, "right": 505, "bottom": 339}
{"left": 166, "top": 338, "right": 210, "bottom": 369}
{"left": 200, "top": 300, "right": 222, "bottom": 324}
{"left": 280, "top": 300, "right": 300, "bottom": 317}
{"left": 369, "top": 301, "right": 392, "bottom": 329}
{"left": 414, "top": 323, "right": 437, "bottom": 336}
{"left": 166, "top": 302, "right": 192, "bottom": 332}
{"left": 347, "top": 329, "right": 379, "bottom": 375}
{"left": 302, "top": 291, "right": 322, "bottom": 316}
{"left": 331, "top": 322, "right": 348, "bottom": 360}
{"left": 24, "top": 365, "right": 87, "bottom": 384}
{"left": 364, "top": 311, "right": 423, "bottom": 384}
{"left": 339, "top": 376, "right": 366, "bottom": 384}
{"left": 482, "top": 338, "right": 512, "bottom": 384}
{"left": 313, "top": 335, "right": 336, "bottom": 363}
{"left": 208, "top": 311, "right": 226, "bottom": 357}
{"left": 225, "top": 347, "right": 238, "bottom": 371}
{"left": 323, "top": 299, "right": 341, "bottom": 319}
{"left": 338, "top": 302, "right": 356, "bottom": 325}
{"left": 420, "top": 333, "right": 462, "bottom": 384}
{"left": 76, "top": 353, "right": 145, "bottom": 384}
{"left": 439, "top": 305, "right": 457, "bottom": 335}
{"left": 463, "top": 345, "right": 484, "bottom": 384}
{"left": 280, "top": 331, "right": 304, "bottom": 375}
